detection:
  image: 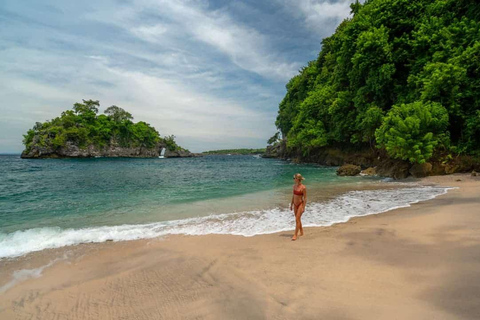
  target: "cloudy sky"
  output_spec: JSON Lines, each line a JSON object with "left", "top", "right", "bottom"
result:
{"left": 0, "top": 0, "right": 359, "bottom": 153}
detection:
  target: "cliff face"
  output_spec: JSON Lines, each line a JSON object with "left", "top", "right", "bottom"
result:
{"left": 263, "top": 140, "right": 480, "bottom": 179}
{"left": 164, "top": 149, "right": 196, "bottom": 158}
{"left": 21, "top": 137, "right": 194, "bottom": 159}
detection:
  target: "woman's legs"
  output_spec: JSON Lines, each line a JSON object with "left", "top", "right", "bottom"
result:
{"left": 292, "top": 204, "right": 298, "bottom": 240}
{"left": 298, "top": 207, "right": 304, "bottom": 236}
{"left": 292, "top": 203, "right": 303, "bottom": 240}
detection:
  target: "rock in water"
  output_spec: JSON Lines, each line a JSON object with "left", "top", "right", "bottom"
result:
{"left": 337, "top": 164, "right": 361, "bottom": 176}
{"left": 164, "top": 149, "right": 194, "bottom": 158}
{"left": 409, "top": 163, "right": 433, "bottom": 178}
{"left": 360, "top": 167, "right": 377, "bottom": 176}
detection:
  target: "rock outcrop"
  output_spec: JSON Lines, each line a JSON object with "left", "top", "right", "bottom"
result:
{"left": 21, "top": 138, "right": 195, "bottom": 159}
{"left": 337, "top": 164, "right": 362, "bottom": 176}
{"left": 375, "top": 158, "right": 410, "bottom": 179}
{"left": 360, "top": 167, "right": 377, "bottom": 176}
{"left": 264, "top": 140, "right": 479, "bottom": 180}
{"left": 263, "top": 141, "right": 286, "bottom": 158}
{"left": 409, "top": 162, "right": 433, "bottom": 178}
{"left": 268, "top": 143, "right": 480, "bottom": 179}
{"left": 164, "top": 149, "right": 195, "bottom": 158}
{"left": 21, "top": 141, "right": 166, "bottom": 159}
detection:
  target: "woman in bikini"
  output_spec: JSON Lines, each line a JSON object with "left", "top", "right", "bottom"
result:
{"left": 290, "top": 173, "right": 307, "bottom": 241}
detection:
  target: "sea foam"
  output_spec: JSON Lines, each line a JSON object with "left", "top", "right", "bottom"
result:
{"left": 0, "top": 186, "right": 451, "bottom": 259}
{"left": 0, "top": 255, "right": 68, "bottom": 293}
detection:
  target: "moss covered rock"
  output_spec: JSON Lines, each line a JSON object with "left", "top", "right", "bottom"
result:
{"left": 337, "top": 164, "right": 361, "bottom": 176}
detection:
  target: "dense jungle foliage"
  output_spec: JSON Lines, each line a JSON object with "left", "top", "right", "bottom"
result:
{"left": 275, "top": 0, "right": 480, "bottom": 163}
{"left": 23, "top": 100, "right": 183, "bottom": 152}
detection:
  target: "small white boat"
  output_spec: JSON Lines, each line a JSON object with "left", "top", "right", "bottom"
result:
{"left": 159, "top": 148, "right": 166, "bottom": 158}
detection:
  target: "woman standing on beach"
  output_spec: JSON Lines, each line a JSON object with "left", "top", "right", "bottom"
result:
{"left": 290, "top": 173, "right": 307, "bottom": 241}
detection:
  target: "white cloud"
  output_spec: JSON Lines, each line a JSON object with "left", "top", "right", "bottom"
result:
{"left": 99, "top": 64, "right": 273, "bottom": 141}
{"left": 130, "top": 24, "right": 168, "bottom": 43}
{"left": 85, "top": 0, "right": 300, "bottom": 81}
{"left": 279, "top": 0, "right": 360, "bottom": 35}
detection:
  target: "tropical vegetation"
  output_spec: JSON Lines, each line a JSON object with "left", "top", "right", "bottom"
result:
{"left": 274, "top": 0, "right": 480, "bottom": 163}
{"left": 23, "top": 99, "right": 185, "bottom": 153}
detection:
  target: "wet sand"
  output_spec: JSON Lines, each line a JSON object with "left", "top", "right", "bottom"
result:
{"left": 1, "top": 174, "right": 479, "bottom": 319}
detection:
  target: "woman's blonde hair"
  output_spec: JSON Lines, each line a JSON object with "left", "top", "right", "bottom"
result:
{"left": 294, "top": 173, "right": 305, "bottom": 180}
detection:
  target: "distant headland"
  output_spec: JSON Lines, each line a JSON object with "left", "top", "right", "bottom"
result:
{"left": 202, "top": 148, "right": 265, "bottom": 155}
{"left": 21, "top": 99, "right": 196, "bottom": 159}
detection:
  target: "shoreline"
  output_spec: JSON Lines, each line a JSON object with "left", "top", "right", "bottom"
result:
{"left": 0, "top": 179, "right": 446, "bottom": 259}
{"left": 1, "top": 174, "right": 480, "bottom": 319}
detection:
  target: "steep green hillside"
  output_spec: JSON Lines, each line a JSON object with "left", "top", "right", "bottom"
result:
{"left": 275, "top": 0, "right": 480, "bottom": 163}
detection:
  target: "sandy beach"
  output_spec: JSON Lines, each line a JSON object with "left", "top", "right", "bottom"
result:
{"left": 1, "top": 174, "right": 479, "bottom": 320}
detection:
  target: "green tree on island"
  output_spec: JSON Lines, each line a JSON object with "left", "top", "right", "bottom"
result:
{"left": 104, "top": 105, "right": 133, "bottom": 122}
{"left": 22, "top": 99, "right": 185, "bottom": 154}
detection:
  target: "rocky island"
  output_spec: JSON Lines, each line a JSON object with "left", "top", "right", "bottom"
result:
{"left": 21, "top": 99, "right": 195, "bottom": 159}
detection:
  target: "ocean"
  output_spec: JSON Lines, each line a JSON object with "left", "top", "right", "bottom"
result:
{"left": 0, "top": 154, "right": 449, "bottom": 259}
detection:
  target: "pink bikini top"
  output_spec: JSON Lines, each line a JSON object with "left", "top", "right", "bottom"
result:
{"left": 293, "top": 188, "right": 303, "bottom": 196}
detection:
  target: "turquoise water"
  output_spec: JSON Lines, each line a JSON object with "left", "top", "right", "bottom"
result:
{"left": 0, "top": 155, "right": 357, "bottom": 233}
{"left": 0, "top": 155, "right": 449, "bottom": 259}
